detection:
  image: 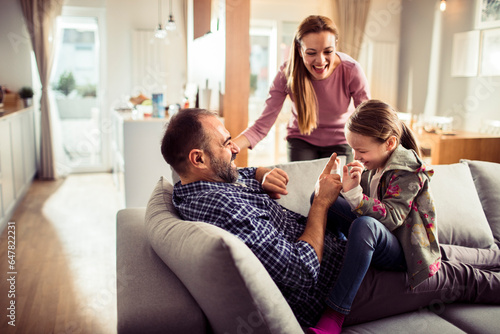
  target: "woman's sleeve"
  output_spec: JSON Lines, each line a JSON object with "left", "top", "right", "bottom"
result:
{"left": 353, "top": 171, "right": 421, "bottom": 231}
{"left": 240, "top": 67, "right": 289, "bottom": 149}
{"left": 349, "top": 61, "right": 371, "bottom": 107}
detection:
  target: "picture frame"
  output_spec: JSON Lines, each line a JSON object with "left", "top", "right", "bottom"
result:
{"left": 476, "top": 0, "right": 500, "bottom": 29}
{"left": 480, "top": 28, "right": 500, "bottom": 76}
{"left": 451, "top": 30, "right": 480, "bottom": 77}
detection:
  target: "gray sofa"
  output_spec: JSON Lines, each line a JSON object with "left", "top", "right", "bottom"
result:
{"left": 116, "top": 159, "right": 500, "bottom": 333}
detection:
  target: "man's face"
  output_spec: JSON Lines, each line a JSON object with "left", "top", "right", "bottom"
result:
{"left": 204, "top": 116, "right": 240, "bottom": 183}
{"left": 206, "top": 150, "right": 239, "bottom": 183}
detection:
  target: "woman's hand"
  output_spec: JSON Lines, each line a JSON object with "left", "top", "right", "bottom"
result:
{"left": 233, "top": 135, "right": 251, "bottom": 151}
{"left": 342, "top": 161, "right": 364, "bottom": 192}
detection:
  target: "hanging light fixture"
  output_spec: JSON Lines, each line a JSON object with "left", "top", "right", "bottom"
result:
{"left": 154, "top": 0, "right": 167, "bottom": 39}
{"left": 440, "top": 0, "right": 447, "bottom": 12}
{"left": 165, "top": 0, "right": 176, "bottom": 31}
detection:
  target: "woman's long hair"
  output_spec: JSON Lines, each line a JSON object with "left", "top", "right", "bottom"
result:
{"left": 285, "top": 15, "right": 339, "bottom": 135}
{"left": 346, "top": 99, "right": 421, "bottom": 156}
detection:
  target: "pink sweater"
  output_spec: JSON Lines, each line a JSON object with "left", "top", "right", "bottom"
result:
{"left": 241, "top": 52, "right": 370, "bottom": 148}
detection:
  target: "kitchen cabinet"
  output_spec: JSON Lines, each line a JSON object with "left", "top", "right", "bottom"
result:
{"left": 0, "top": 107, "right": 37, "bottom": 231}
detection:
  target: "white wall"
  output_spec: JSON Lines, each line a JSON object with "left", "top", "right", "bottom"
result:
{"left": 0, "top": 0, "right": 33, "bottom": 93}
{"left": 106, "top": 0, "right": 187, "bottom": 111}
{"left": 399, "top": 0, "right": 500, "bottom": 132}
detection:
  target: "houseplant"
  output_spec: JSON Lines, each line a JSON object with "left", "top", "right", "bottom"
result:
{"left": 54, "top": 71, "right": 76, "bottom": 96}
{"left": 18, "top": 86, "right": 34, "bottom": 107}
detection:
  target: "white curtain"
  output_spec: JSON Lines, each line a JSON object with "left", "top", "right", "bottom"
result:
{"left": 19, "top": 0, "right": 63, "bottom": 180}
{"left": 335, "top": 0, "right": 372, "bottom": 60}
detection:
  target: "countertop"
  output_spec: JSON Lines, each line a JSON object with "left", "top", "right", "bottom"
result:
{"left": 0, "top": 105, "right": 33, "bottom": 119}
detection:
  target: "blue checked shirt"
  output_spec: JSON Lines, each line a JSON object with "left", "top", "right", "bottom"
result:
{"left": 173, "top": 167, "right": 347, "bottom": 326}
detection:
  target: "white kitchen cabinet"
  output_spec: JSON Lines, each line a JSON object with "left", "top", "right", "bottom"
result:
{"left": 0, "top": 107, "right": 37, "bottom": 231}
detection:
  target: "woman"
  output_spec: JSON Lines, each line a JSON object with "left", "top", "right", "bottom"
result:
{"left": 233, "top": 15, "right": 370, "bottom": 162}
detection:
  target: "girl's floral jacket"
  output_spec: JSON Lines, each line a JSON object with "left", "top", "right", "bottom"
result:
{"left": 355, "top": 145, "right": 441, "bottom": 288}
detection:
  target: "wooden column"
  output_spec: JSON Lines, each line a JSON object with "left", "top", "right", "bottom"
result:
{"left": 224, "top": 0, "right": 250, "bottom": 167}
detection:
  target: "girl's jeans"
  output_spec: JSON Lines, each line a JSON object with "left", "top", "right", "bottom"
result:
{"left": 317, "top": 195, "right": 408, "bottom": 315}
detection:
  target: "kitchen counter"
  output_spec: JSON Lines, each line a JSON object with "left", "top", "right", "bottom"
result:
{"left": 0, "top": 105, "right": 32, "bottom": 119}
{"left": 112, "top": 111, "right": 173, "bottom": 207}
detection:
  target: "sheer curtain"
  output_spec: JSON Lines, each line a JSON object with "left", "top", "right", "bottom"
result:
{"left": 19, "top": 0, "right": 63, "bottom": 180}
{"left": 335, "top": 0, "right": 372, "bottom": 60}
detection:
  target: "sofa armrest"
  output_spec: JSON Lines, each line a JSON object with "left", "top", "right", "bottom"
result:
{"left": 116, "top": 208, "right": 208, "bottom": 334}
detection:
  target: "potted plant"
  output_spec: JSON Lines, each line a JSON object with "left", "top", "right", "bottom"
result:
{"left": 18, "top": 86, "right": 34, "bottom": 107}
{"left": 54, "top": 71, "right": 76, "bottom": 96}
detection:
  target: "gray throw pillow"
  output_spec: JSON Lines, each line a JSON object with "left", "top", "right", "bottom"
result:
{"left": 462, "top": 160, "right": 500, "bottom": 248}
{"left": 430, "top": 163, "right": 495, "bottom": 248}
{"left": 144, "top": 177, "right": 304, "bottom": 334}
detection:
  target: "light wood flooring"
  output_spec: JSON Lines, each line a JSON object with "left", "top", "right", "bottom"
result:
{"left": 0, "top": 173, "right": 124, "bottom": 334}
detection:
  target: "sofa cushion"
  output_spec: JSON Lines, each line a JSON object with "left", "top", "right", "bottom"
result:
{"left": 433, "top": 303, "right": 500, "bottom": 334}
{"left": 462, "top": 160, "right": 500, "bottom": 248}
{"left": 343, "top": 308, "right": 466, "bottom": 333}
{"left": 116, "top": 208, "right": 209, "bottom": 334}
{"left": 430, "top": 163, "right": 495, "bottom": 248}
{"left": 144, "top": 177, "right": 303, "bottom": 334}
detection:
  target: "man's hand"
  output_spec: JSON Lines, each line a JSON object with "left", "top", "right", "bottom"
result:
{"left": 314, "top": 153, "right": 343, "bottom": 207}
{"left": 258, "top": 168, "right": 289, "bottom": 199}
{"left": 300, "top": 153, "right": 343, "bottom": 262}
{"left": 342, "top": 161, "right": 364, "bottom": 192}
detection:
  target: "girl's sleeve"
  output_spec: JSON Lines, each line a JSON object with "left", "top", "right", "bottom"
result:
{"left": 353, "top": 171, "right": 422, "bottom": 231}
{"left": 240, "top": 67, "right": 289, "bottom": 149}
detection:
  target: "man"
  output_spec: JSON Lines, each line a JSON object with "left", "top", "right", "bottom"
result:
{"left": 161, "top": 108, "right": 500, "bottom": 329}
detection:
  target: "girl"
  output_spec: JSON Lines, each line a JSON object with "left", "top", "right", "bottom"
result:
{"left": 308, "top": 99, "right": 441, "bottom": 334}
{"left": 233, "top": 15, "right": 370, "bottom": 162}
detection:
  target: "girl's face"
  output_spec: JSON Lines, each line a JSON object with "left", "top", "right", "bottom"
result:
{"left": 346, "top": 129, "right": 397, "bottom": 172}
{"left": 299, "top": 31, "right": 339, "bottom": 81}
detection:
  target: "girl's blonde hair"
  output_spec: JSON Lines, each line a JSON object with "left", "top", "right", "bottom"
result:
{"left": 285, "top": 15, "right": 339, "bottom": 135}
{"left": 346, "top": 99, "right": 421, "bottom": 156}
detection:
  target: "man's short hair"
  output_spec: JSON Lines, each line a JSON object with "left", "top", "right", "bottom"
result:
{"left": 161, "top": 108, "right": 216, "bottom": 176}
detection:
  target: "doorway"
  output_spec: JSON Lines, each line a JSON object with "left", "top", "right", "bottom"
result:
{"left": 51, "top": 7, "right": 108, "bottom": 173}
{"left": 247, "top": 20, "right": 298, "bottom": 166}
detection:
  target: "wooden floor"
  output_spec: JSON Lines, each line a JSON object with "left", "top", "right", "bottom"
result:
{"left": 0, "top": 174, "right": 124, "bottom": 334}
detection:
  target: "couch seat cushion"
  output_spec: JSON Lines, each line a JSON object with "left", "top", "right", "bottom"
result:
{"left": 433, "top": 303, "right": 500, "bottom": 334}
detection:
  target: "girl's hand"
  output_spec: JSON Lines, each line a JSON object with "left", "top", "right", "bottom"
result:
{"left": 342, "top": 161, "right": 364, "bottom": 192}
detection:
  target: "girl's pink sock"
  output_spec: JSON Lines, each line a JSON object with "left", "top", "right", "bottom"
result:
{"left": 306, "top": 308, "right": 345, "bottom": 334}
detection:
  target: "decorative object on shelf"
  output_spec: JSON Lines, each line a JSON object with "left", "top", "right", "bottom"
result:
{"left": 165, "top": 0, "right": 176, "bottom": 31}
{"left": 152, "top": 93, "right": 164, "bottom": 118}
{"left": 129, "top": 93, "right": 149, "bottom": 106}
{"left": 154, "top": 0, "right": 167, "bottom": 39}
{"left": 19, "top": 86, "right": 34, "bottom": 107}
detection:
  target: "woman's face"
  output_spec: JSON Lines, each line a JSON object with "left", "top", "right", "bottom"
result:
{"left": 299, "top": 31, "right": 338, "bottom": 80}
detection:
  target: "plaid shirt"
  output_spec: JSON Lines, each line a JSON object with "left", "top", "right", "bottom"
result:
{"left": 173, "top": 167, "right": 347, "bottom": 326}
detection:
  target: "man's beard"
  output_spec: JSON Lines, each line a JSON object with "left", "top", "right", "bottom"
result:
{"left": 209, "top": 152, "right": 239, "bottom": 183}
